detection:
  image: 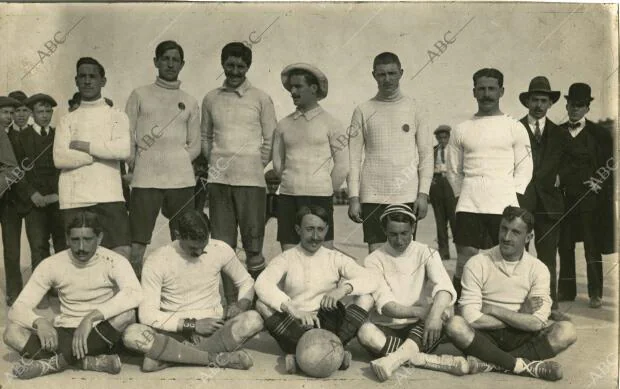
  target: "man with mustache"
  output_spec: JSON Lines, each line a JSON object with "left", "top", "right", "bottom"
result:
{"left": 348, "top": 52, "right": 433, "bottom": 253}
{"left": 255, "top": 205, "right": 378, "bottom": 361}
{"left": 53, "top": 57, "right": 131, "bottom": 259}
{"left": 517, "top": 77, "right": 570, "bottom": 321}
{"left": 122, "top": 210, "right": 261, "bottom": 372}
{"left": 557, "top": 83, "right": 613, "bottom": 309}
{"left": 4, "top": 211, "right": 142, "bottom": 379}
{"left": 445, "top": 206, "right": 577, "bottom": 382}
{"left": 272, "top": 63, "right": 348, "bottom": 251}
{"left": 201, "top": 42, "right": 277, "bottom": 306}
{"left": 446, "top": 68, "right": 532, "bottom": 297}
{"left": 125, "top": 40, "right": 201, "bottom": 278}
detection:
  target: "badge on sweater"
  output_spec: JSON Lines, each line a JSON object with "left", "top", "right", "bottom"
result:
{"left": 402, "top": 124, "right": 410, "bottom": 132}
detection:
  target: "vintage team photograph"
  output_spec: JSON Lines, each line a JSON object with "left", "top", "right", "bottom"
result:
{"left": 0, "top": 2, "right": 617, "bottom": 389}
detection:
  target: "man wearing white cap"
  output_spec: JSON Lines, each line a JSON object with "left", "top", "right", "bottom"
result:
{"left": 348, "top": 52, "right": 433, "bottom": 253}
{"left": 272, "top": 63, "right": 349, "bottom": 251}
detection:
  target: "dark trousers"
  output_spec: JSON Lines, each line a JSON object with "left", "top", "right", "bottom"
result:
{"left": 0, "top": 197, "right": 24, "bottom": 303}
{"left": 558, "top": 195, "right": 603, "bottom": 300}
{"left": 25, "top": 203, "right": 66, "bottom": 270}
{"left": 429, "top": 174, "right": 456, "bottom": 256}
{"left": 533, "top": 212, "right": 561, "bottom": 309}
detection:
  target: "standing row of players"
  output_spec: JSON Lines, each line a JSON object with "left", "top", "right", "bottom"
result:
{"left": 0, "top": 38, "right": 611, "bottom": 381}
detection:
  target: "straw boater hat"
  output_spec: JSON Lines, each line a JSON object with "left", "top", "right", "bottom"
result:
{"left": 564, "top": 83, "right": 594, "bottom": 103}
{"left": 281, "top": 63, "right": 328, "bottom": 100}
{"left": 518, "top": 76, "right": 561, "bottom": 108}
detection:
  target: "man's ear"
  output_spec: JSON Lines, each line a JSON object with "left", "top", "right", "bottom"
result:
{"left": 97, "top": 233, "right": 104, "bottom": 245}
{"left": 525, "top": 230, "right": 534, "bottom": 245}
{"left": 499, "top": 87, "right": 505, "bottom": 98}
{"left": 294, "top": 224, "right": 301, "bottom": 237}
{"left": 101, "top": 76, "right": 107, "bottom": 88}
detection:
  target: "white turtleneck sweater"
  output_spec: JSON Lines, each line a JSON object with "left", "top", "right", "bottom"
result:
{"left": 54, "top": 98, "right": 130, "bottom": 209}
{"left": 347, "top": 89, "right": 433, "bottom": 204}
{"left": 125, "top": 77, "right": 201, "bottom": 189}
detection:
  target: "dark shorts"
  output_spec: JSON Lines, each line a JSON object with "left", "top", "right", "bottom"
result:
{"left": 454, "top": 212, "right": 501, "bottom": 249}
{"left": 479, "top": 325, "right": 553, "bottom": 358}
{"left": 208, "top": 184, "right": 265, "bottom": 252}
{"left": 371, "top": 322, "right": 444, "bottom": 356}
{"left": 63, "top": 202, "right": 130, "bottom": 249}
{"left": 154, "top": 328, "right": 224, "bottom": 353}
{"left": 362, "top": 203, "right": 415, "bottom": 244}
{"left": 129, "top": 187, "right": 195, "bottom": 244}
{"left": 276, "top": 194, "right": 334, "bottom": 244}
{"left": 22, "top": 325, "right": 117, "bottom": 362}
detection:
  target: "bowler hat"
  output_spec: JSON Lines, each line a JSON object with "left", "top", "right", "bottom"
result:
{"left": 25, "top": 93, "right": 57, "bottom": 110}
{"left": 0, "top": 96, "right": 22, "bottom": 109}
{"left": 564, "top": 83, "right": 594, "bottom": 103}
{"left": 519, "top": 76, "right": 560, "bottom": 107}
{"left": 281, "top": 63, "right": 328, "bottom": 100}
{"left": 434, "top": 125, "right": 452, "bottom": 135}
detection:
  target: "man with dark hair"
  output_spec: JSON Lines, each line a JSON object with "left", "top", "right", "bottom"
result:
{"left": 357, "top": 204, "right": 465, "bottom": 381}
{"left": 348, "top": 52, "right": 433, "bottom": 253}
{"left": 444, "top": 206, "right": 576, "bottom": 382}
{"left": 255, "top": 205, "right": 378, "bottom": 361}
{"left": 122, "top": 210, "right": 261, "bottom": 372}
{"left": 429, "top": 125, "right": 456, "bottom": 260}
{"left": 201, "top": 42, "right": 277, "bottom": 305}
{"left": 446, "top": 68, "right": 532, "bottom": 297}
{"left": 557, "top": 83, "right": 614, "bottom": 308}
{"left": 125, "top": 40, "right": 201, "bottom": 277}
{"left": 54, "top": 57, "right": 131, "bottom": 259}
{"left": 9, "top": 91, "right": 33, "bottom": 132}
{"left": 517, "top": 76, "right": 570, "bottom": 320}
{"left": 272, "top": 63, "right": 348, "bottom": 251}
{"left": 3, "top": 211, "right": 142, "bottom": 379}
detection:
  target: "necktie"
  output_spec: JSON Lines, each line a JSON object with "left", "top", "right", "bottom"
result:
{"left": 440, "top": 145, "right": 445, "bottom": 163}
{"left": 568, "top": 122, "right": 581, "bottom": 130}
{"left": 534, "top": 120, "right": 542, "bottom": 143}
{"left": 41, "top": 127, "right": 47, "bottom": 137}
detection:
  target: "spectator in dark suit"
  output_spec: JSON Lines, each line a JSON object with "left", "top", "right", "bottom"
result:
{"left": 429, "top": 125, "right": 456, "bottom": 260}
{"left": 518, "top": 76, "right": 570, "bottom": 321}
{"left": 557, "top": 83, "right": 613, "bottom": 309}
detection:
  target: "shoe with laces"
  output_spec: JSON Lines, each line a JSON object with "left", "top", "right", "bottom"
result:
{"left": 410, "top": 354, "right": 469, "bottom": 376}
{"left": 82, "top": 354, "right": 122, "bottom": 374}
{"left": 211, "top": 350, "right": 253, "bottom": 370}
{"left": 12, "top": 354, "right": 68, "bottom": 379}
{"left": 518, "top": 359, "right": 563, "bottom": 381}
{"left": 467, "top": 356, "right": 502, "bottom": 374}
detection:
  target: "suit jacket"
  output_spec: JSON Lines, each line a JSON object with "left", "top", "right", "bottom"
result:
{"left": 17, "top": 126, "right": 60, "bottom": 197}
{"left": 3, "top": 128, "right": 31, "bottom": 215}
{"left": 558, "top": 119, "right": 614, "bottom": 254}
{"left": 520, "top": 116, "right": 567, "bottom": 219}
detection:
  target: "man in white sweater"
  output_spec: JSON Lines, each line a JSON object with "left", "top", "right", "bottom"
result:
{"left": 125, "top": 41, "right": 201, "bottom": 277}
{"left": 3, "top": 211, "right": 142, "bottom": 379}
{"left": 53, "top": 57, "right": 131, "bottom": 258}
{"left": 357, "top": 204, "right": 466, "bottom": 381}
{"left": 255, "top": 205, "right": 378, "bottom": 356}
{"left": 122, "top": 210, "right": 262, "bottom": 372}
{"left": 445, "top": 206, "right": 576, "bottom": 381}
{"left": 348, "top": 52, "right": 433, "bottom": 253}
{"left": 272, "top": 63, "right": 349, "bottom": 251}
{"left": 446, "top": 68, "right": 532, "bottom": 296}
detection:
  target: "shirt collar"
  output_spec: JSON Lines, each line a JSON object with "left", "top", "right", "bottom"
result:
{"left": 31, "top": 122, "right": 50, "bottom": 135}
{"left": 527, "top": 115, "right": 546, "bottom": 130}
{"left": 568, "top": 117, "right": 586, "bottom": 128}
{"left": 292, "top": 105, "right": 323, "bottom": 121}
{"left": 218, "top": 79, "right": 252, "bottom": 97}
{"left": 489, "top": 245, "right": 527, "bottom": 275}
{"left": 155, "top": 77, "right": 181, "bottom": 90}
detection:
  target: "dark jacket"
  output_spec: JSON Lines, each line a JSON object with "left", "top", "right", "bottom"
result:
{"left": 4, "top": 128, "right": 31, "bottom": 215}
{"left": 519, "top": 116, "right": 568, "bottom": 219}
{"left": 16, "top": 126, "right": 60, "bottom": 199}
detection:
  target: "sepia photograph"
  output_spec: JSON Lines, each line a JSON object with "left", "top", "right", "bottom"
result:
{"left": 0, "top": 2, "right": 617, "bottom": 388}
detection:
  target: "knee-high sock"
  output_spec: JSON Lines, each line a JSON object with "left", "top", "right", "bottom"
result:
{"left": 196, "top": 323, "right": 239, "bottom": 353}
{"left": 379, "top": 336, "right": 404, "bottom": 356}
{"left": 464, "top": 332, "right": 516, "bottom": 371}
{"left": 264, "top": 313, "right": 305, "bottom": 354}
{"left": 146, "top": 333, "right": 215, "bottom": 366}
{"left": 452, "top": 276, "right": 462, "bottom": 300}
{"left": 337, "top": 304, "right": 369, "bottom": 345}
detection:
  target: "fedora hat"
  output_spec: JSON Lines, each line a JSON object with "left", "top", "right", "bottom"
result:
{"left": 519, "top": 76, "right": 560, "bottom": 107}
{"left": 281, "top": 63, "right": 328, "bottom": 100}
{"left": 564, "top": 83, "right": 594, "bottom": 103}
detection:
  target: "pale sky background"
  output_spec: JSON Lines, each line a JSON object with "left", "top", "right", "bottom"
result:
{"left": 1, "top": 2, "right": 618, "bottom": 132}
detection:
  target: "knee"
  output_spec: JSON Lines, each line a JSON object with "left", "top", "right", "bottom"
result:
{"left": 354, "top": 294, "right": 375, "bottom": 311}
{"left": 3, "top": 323, "right": 18, "bottom": 348}
{"left": 235, "top": 310, "right": 264, "bottom": 335}
{"left": 445, "top": 316, "right": 471, "bottom": 341}
{"left": 356, "top": 322, "right": 377, "bottom": 346}
{"left": 549, "top": 321, "right": 577, "bottom": 350}
{"left": 122, "top": 323, "right": 153, "bottom": 351}
{"left": 3, "top": 322, "right": 27, "bottom": 351}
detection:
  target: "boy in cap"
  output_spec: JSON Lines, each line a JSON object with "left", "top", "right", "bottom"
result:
{"left": 272, "top": 63, "right": 348, "bottom": 251}
{"left": 201, "top": 42, "right": 277, "bottom": 305}
{"left": 557, "top": 83, "right": 613, "bottom": 308}
{"left": 0, "top": 96, "right": 27, "bottom": 306}
{"left": 53, "top": 57, "right": 131, "bottom": 259}
{"left": 429, "top": 125, "right": 456, "bottom": 260}
{"left": 17, "top": 94, "right": 66, "bottom": 273}
{"left": 8, "top": 91, "right": 32, "bottom": 132}
{"left": 357, "top": 204, "right": 466, "bottom": 382}
{"left": 517, "top": 76, "right": 570, "bottom": 320}
{"left": 348, "top": 52, "right": 433, "bottom": 253}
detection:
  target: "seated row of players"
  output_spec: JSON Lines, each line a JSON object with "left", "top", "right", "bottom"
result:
{"left": 4, "top": 204, "right": 576, "bottom": 382}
